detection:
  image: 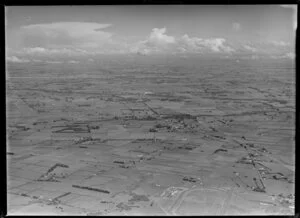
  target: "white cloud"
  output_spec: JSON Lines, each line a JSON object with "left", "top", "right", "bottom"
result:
{"left": 130, "top": 28, "right": 176, "bottom": 54}
{"left": 45, "top": 60, "right": 63, "bottom": 64}
{"left": 204, "top": 38, "right": 234, "bottom": 53}
{"left": 25, "top": 47, "right": 47, "bottom": 53}
{"left": 147, "top": 27, "right": 176, "bottom": 46}
{"left": 130, "top": 46, "right": 152, "bottom": 55}
{"left": 270, "top": 41, "right": 290, "bottom": 46}
{"left": 131, "top": 29, "right": 235, "bottom": 55}
{"left": 251, "top": 55, "right": 259, "bottom": 60}
{"left": 8, "top": 24, "right": 290, "bottom": 58}
{"left": 179, "top": 34, "right": 234, "bottom": 53}
{"left": 68, "top": 60, "right": 79, "bottom": 64}
{"left": 245, "top": 40, "right": 293, "bottom": 56}
{"left": 6, "top": 56, "right": 30, "bottom": 63}
{"left": 283, "top": 52, "right": 295, "bottom": 59}
{"left": 243, "top": 45, "right": 256, "bottom": 52}
{"left": 20, "top": 47, "right": 88, "bottom": 56}
{"left": 179, "top": 34, "right": 203, "bottom": 52}
{"left": 24, "top": 22, "right": 111, "bottom": 38}
{"left": 20, "top": 22, "right": 113, "bottom": 50}
{"left": 177, "top": 47, "right": 187, "bottom": 53}
{"left": 32, "top": 59, "right": 42, "bottom": 62}
{"left": 232, "top": 22, "right": 241, "bottom": 31}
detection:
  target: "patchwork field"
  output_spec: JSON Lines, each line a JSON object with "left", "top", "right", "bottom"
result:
{"left": 6, "top": 56, "right": 295, "bottom": 215}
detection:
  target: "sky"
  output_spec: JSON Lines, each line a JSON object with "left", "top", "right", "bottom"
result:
{"left": 5, "top": 5, "right": 297, "bottom": 62}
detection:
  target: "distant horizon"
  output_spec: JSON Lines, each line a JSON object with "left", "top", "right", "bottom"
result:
{"left": 6, "top": 52, "right": 295, "bottom": 66}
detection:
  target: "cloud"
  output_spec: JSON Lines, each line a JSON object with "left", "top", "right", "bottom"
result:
{"left": 270, "top": 40, "right": 290, "bottom": 46}
{"left": 133, "top": 28, "right": 176, "bottom": 53}
{"left": 282, "top": 52, "right": 295, "bottom": 59}
{"left": 19, "top": 47, "right": 88, "bottom": 57}
{"left": 232, "top": 22, "right": 241, "bottom": 31}
{"left": 45, "top": 60, "right": 63, "bottom": 64}
{"left": 25, "top": 47, "right": 47, "bottom": 53}
{"left": 131, "top": 28, "right": 235, "bottom": 55}
{"left": 32, "top": 59, "right": 43, "bottom": 62}
{"left": 179, "top": 34, "right": 234, "bottom": 53}
{"left": 203, "top": 38, "right": 234, "bottom": 53}
{"left": 243, "top": 45, "right": 256, "bottom": 52}
{"left": 179, "top": 34, "right": 203, "bottom": 52}
{"left": 6, "top": 56, "right": 30, "bottom": 63}
{"left": 8, "top": 24, "right": 292, "bottom": 58}
{"left": 269, "top": 53, "right": 295, "bottom": 59}
{"left": 241, "top": 40, "right": 293, "bottom": 56}
{"left": 250, "top": 55, "right": 259, "bottom": 60}
{"left": 19, "top": 22, "right": 113, "bottom": 50}
{"left": 147, "top": 28, "right": 176, "bottom": 45}
{"left": 68, "top": 60, "right": 79, "bottom": 64}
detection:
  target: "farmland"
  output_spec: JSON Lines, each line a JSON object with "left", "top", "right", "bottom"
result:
{"left": 6, "top": 55, "right": 295, "bottom": 215}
